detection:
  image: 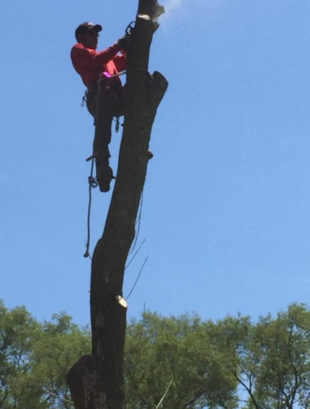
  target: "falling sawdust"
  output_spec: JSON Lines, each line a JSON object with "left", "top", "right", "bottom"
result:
{"left": 162, "top": 0, "right": 205, "bottom": 21}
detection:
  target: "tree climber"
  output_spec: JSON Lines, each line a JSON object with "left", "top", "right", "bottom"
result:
{"left": 71, "top": 22, "right": 128, "bottom": 192}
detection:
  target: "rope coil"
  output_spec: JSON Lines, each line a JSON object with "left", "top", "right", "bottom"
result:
{"left": 88, "top": 175, "right": 98, "bottom": 188}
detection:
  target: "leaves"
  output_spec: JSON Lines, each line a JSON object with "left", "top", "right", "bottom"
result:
{"left": 1, "top": 300, "right": 310, "bottom": 408}
{"left": 0, "top": 301, "right": 90, "bottom": 409}
{"left": 125, "top": 313, "right": 238, "bottom": 409}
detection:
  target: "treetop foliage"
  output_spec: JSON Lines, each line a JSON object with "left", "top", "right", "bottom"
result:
{"left": 0, "top": 301, "right": 90, "bottom": 409}
{"left": 0, "top": 300, "right": 309, "bottom": 409}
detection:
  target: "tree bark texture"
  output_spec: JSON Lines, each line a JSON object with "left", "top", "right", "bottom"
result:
{"left": 67, "top": 1, "right": 168, "bottom": 408}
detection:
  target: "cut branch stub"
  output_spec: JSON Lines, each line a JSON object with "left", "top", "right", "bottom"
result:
{"left": 137, "top": 0, "right": 165, "bottom": 21}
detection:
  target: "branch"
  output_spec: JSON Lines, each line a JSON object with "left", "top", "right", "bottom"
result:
{"left": 126, "top": 256, "right": 148, "bottom": 299}
{"left": 42, "top": 388, "right": 74, "bottom": 406}
{"left": 156, "top": 379, "right": 172, "bottom": 409}
{"left": 233, "top": 370, "right": 260, "bottom": 409}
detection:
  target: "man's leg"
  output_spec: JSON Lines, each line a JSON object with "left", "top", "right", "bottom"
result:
{"left": 93, "top": 96, "right": 114, "bottom": 192}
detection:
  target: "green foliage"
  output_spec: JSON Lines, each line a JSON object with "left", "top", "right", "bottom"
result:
{"left": 1, "top": 300, "right": 310, "bottom": 408}
{"left": 202, "top": 305, "right": 310, "bottom": 409}
{"left": 249, "top": 304, "right": 310, "bottom": 409}
{"left": 125, "top": 313, "right": 238, "bottom": 409}
{"left": 0, "top": 300, "right": 40, "bottom": 408}
{"left": 0, "top": 301, "right": 91, "bottom": 409}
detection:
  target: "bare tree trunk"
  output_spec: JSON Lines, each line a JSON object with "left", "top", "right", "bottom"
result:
{"left": 67, "top": 0, "right": 168, "bottom": 408}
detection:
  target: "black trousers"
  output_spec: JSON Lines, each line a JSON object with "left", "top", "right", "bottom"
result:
{"left": 93, "top": 95, "right": 115, "bottom": 168}
{"left": 86, "top": 90, "right": 121, "bottom": 172}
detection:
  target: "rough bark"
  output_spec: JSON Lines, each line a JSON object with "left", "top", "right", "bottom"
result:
{"left": 67, "top": 0, "right": 168, "bottom": 408}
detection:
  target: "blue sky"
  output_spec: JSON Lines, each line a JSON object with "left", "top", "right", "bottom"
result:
{"left": 1, "top": 0, "right": 310, "bottom": 326}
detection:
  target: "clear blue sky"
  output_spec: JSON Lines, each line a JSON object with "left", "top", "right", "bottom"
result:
{"left": 1, "top": 0, "right": 310, "bottom": 326}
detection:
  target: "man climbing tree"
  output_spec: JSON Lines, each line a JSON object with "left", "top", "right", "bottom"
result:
{"left": 67, "top": 0, "right": 168, "bottom": 407}
{"left": 71, "top": 22, "right": 128, "bottom": 192}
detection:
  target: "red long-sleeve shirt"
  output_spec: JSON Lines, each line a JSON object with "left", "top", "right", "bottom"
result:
{"left": 71, "top": 43, "right": 127, "bottom": 88}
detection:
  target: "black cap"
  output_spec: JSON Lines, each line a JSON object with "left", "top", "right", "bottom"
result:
{"left": 75, "top": 22, "right": 102, "bottom": 42}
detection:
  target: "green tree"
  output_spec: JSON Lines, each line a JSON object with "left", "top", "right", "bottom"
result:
{"left": 207, "top": 305, "right": 310, "bottom": 409}
{"left": 2, "top": 300, "right": 310, "bottom": 408}
{"left": 206, "top": 314, "right": 258, "bottom": 408}
{"left": 0, "top": 300, "right": 41, "bottom": 408}
{"left": 125, "top": 312, "right": 238, "bottom": 409}
{"left": 0, "top": 301, "right": 90, "bottom": 409}
{"left": 249, "top": 303, "right": 310, "bottom": 409}
{"left": 30, "top": 313, "right": 91, "bottom": 408}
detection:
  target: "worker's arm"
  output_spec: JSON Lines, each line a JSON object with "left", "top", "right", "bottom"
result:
{"left": 71, "top": 43, "right": 122, "bottom": 70}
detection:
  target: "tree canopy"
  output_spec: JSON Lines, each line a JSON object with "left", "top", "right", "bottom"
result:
{"left": 1, "top": 300, "right": 310, "bottom": 409}
{"left": 0, "top": 300, "right": 90, "bottom": 409}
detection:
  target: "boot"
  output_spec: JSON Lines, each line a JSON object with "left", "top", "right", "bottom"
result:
{"left": 95, "top": 146, "right": 113, "bottom": 193}
{"left": 97, "top": 165, "right": 114, "bottom": 192}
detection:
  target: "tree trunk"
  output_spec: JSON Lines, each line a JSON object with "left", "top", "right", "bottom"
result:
{"left": 67, "top": 0, "right": 168, "bottom": 408}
